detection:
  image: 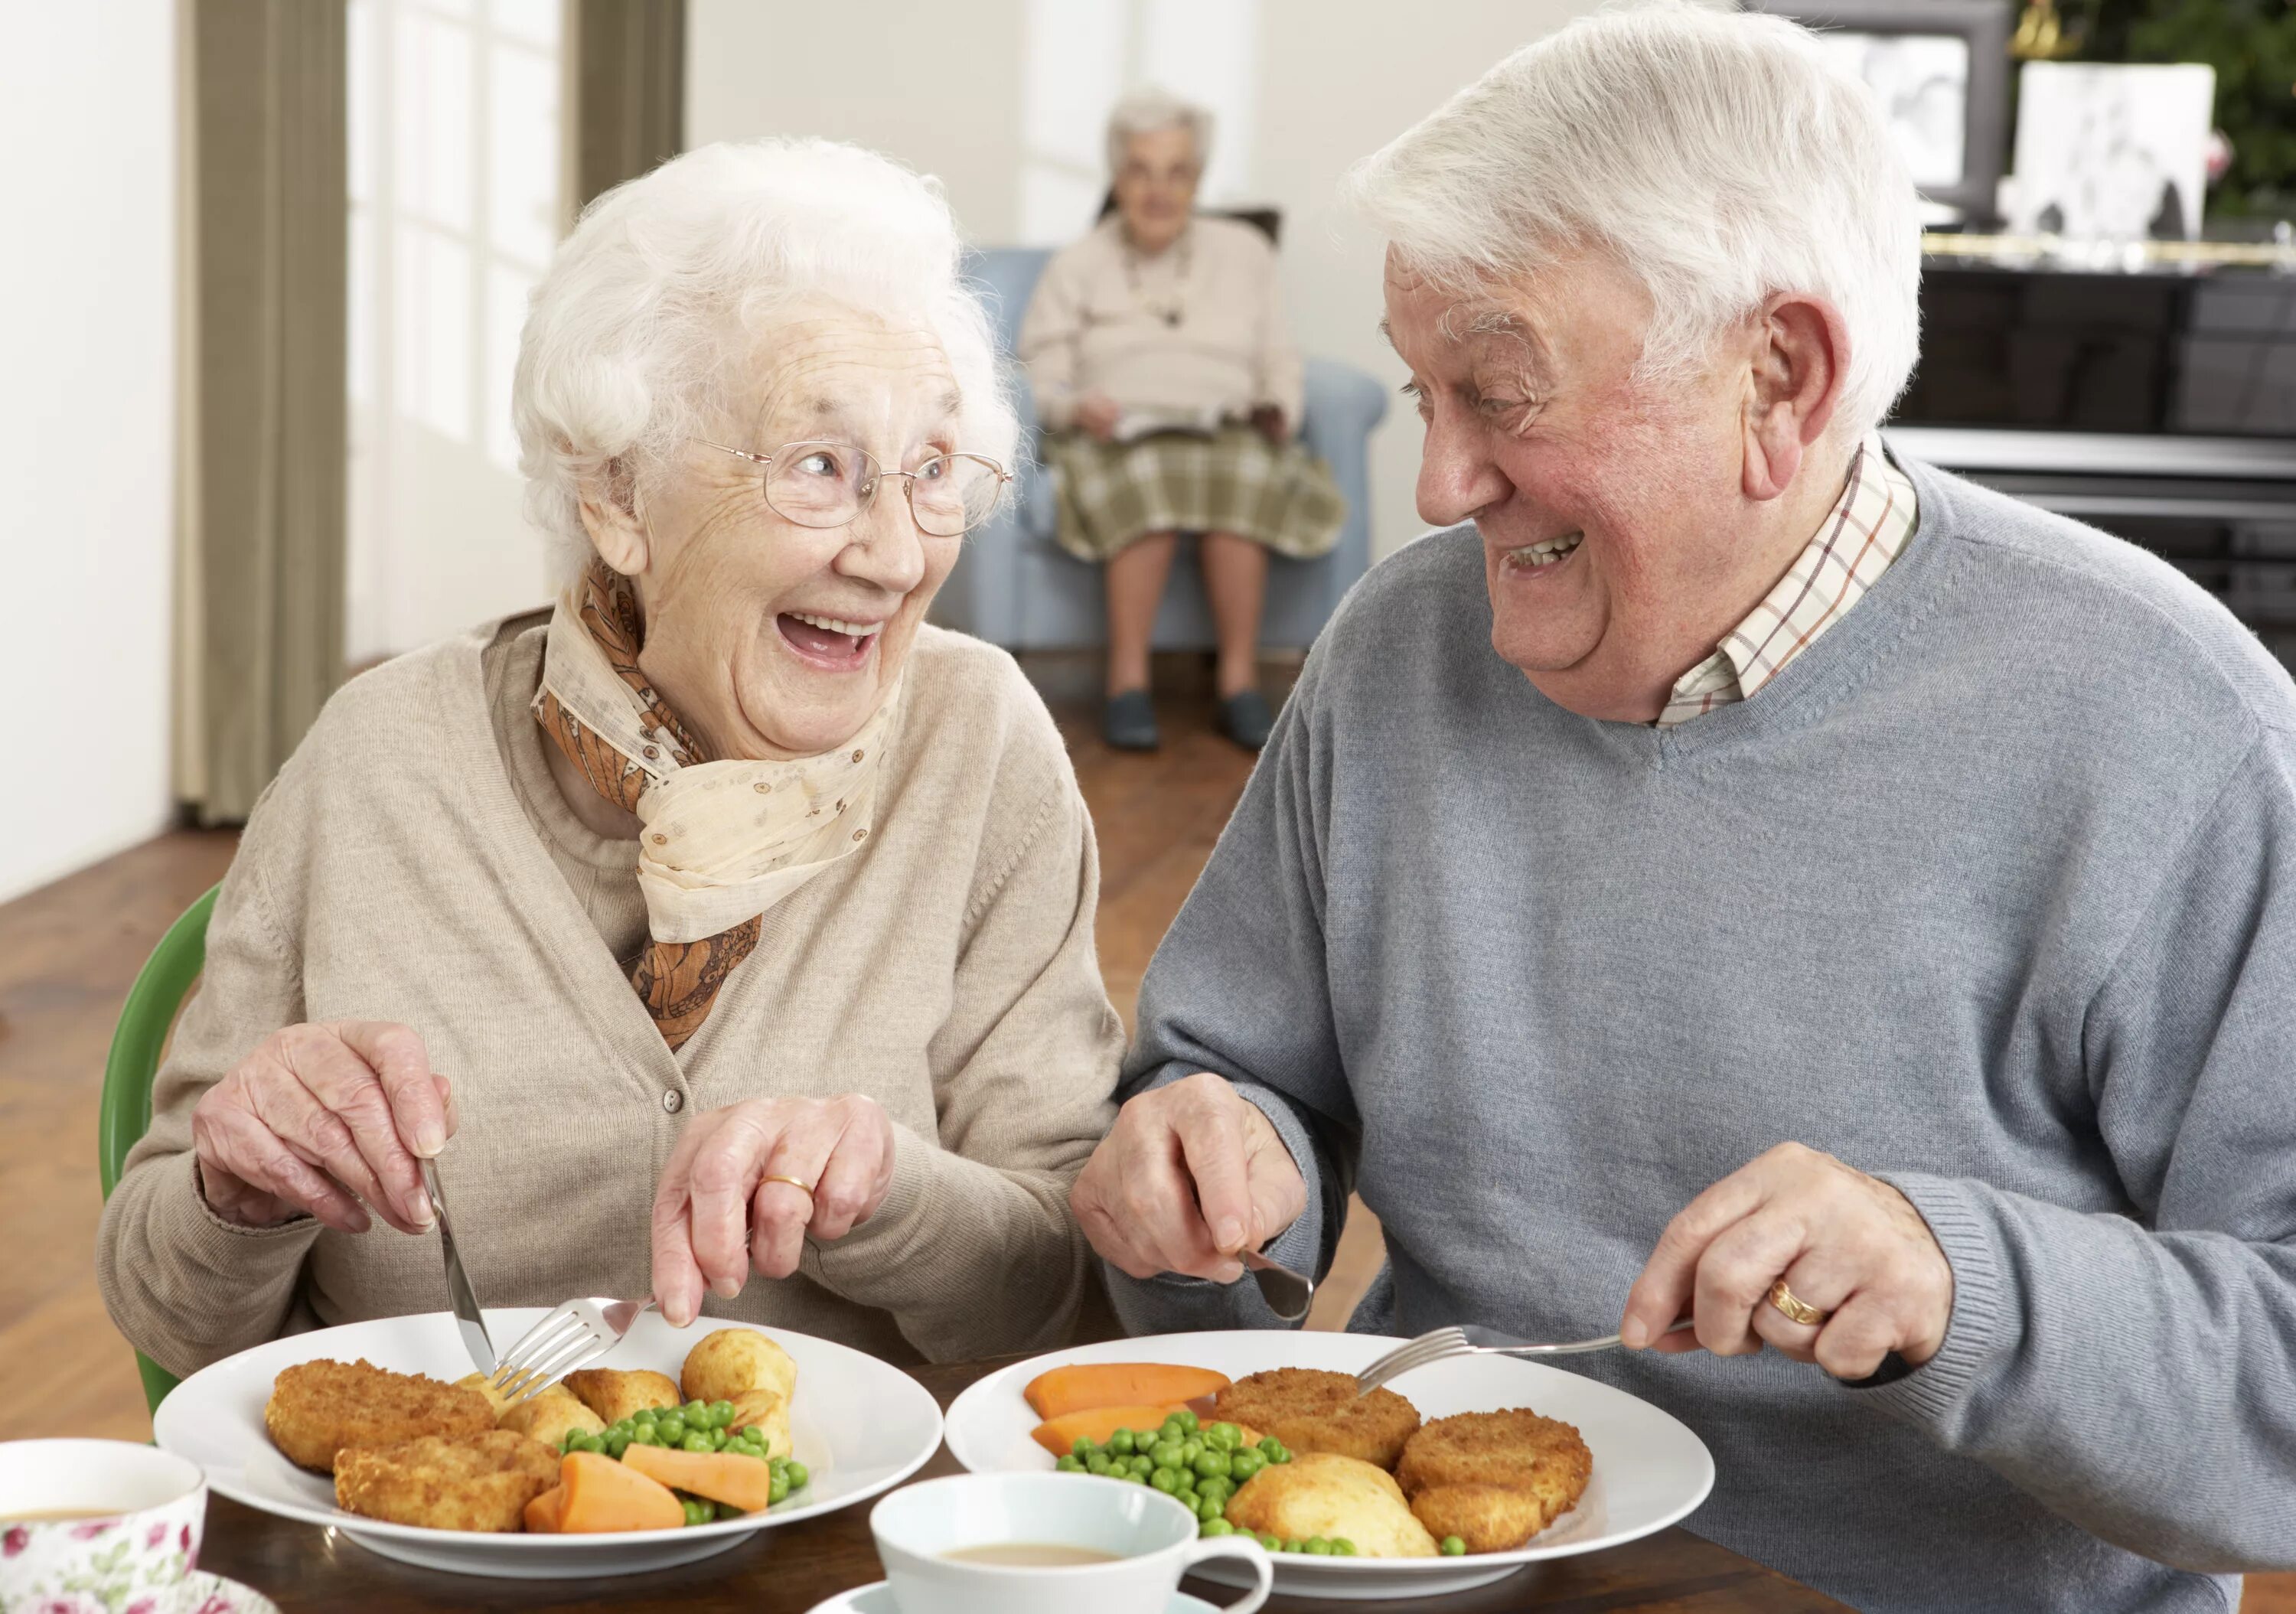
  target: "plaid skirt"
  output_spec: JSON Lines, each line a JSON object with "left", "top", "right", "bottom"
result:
{"left": 1045, "top": 425, "right": 1347, "bottom": 563}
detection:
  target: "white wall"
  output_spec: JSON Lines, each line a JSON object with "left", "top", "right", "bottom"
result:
{"left": 687, "top": 0, "right": 1597, "bottom": 562}
{"left": 0, "top": 2, "right": 178, "bottom": 903}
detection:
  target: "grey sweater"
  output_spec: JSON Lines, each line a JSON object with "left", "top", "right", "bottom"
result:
{"left": 1106, "top": 459, "right": 2296, "bottom": 1613}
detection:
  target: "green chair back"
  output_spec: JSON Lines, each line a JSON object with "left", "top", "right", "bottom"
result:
{"left": 99, "top": 883, "right": 219, "bottom": 1413}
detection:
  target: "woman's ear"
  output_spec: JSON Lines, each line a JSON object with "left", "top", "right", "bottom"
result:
{"left": 576, "top": 457, "right": 649, "bottom": 576}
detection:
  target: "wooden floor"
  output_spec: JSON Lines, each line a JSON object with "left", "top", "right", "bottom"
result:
{"left": 0, "top": 660, "right": 2279, "bottom": 1609}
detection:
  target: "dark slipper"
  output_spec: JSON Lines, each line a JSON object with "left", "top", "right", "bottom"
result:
{"left": 1218, "top": 689, "right": 1275, "bottom": 752}
{"left": 1104, "top": 689, "right": 1160, "bottom": 752}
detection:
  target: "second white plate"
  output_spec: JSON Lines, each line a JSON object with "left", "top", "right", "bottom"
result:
{"left": 943, "top": 1329, "right": 1714, "bottom": 1602}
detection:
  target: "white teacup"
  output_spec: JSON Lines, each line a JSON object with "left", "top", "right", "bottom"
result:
{"left": 0, "top": 1439, "right": 207, "bottom": 1609}
{"left": 872, "top": 1472, "right": 1272, "bottom": 1614}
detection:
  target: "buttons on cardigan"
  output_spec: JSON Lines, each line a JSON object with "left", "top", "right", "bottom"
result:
{"left": 662, "top": 1089, "right": 683, "bottom": 1113}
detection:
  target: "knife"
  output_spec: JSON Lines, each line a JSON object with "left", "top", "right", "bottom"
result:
{"left": 422, "top": 1156, "right": 497, "bottom": 1375}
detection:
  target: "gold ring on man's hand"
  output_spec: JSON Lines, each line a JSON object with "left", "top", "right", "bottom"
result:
{"left": 762, "top": 1174, "right": 816, "bottom": 1198}
{"left": 1766, "top": 1277, "right": 1829, "bottom": 1327}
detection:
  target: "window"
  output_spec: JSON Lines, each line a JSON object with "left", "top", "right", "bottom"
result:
{"left": 348, "top": 0, "right": 563, "bottom": 660}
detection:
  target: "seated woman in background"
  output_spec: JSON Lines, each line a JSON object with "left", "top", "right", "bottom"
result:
{"left": 97, "top": 139, "right": 1126, "bottom": 1377}
{"left": 1019, "top": 89, "right": 1345, "bottom": 752}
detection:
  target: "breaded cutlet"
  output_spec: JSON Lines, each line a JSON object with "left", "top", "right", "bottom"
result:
{"left": 1396, "top": 1408, "right": 1593, "bottom": 1550}
{"left": 1212, "top": 1368, "right": 1421, "bottom": 1470}
{"left": 265, "top": 1358, "right": 494, "bottom": 1474}
{"left": 335, "top": 1429, "right": 561, "bottom": 1532}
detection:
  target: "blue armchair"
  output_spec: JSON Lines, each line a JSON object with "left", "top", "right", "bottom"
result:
{"left": 934, "top": 246, "right": 1388, "bottom": 652}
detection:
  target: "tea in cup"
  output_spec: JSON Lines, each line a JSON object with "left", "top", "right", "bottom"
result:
{"left": 871, "top": 1472, "right": 1270, "bottom": 1614}
{"left": 0, "top": 1439, "right": 207, "bottom": 1608}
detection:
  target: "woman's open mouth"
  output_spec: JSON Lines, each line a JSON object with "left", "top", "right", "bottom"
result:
{"left": 777, "top": 610, "right": 882, "bottom": 671}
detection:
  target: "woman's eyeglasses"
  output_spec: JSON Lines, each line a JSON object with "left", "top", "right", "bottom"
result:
{"left": 692, "top": 439, "right": 1011, "bottom": 539}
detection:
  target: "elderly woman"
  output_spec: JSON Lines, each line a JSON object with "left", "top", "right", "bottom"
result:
{"left": 97, "top": 139, "right": 1125, "bottom": 1376}
{"left": 1018, "top": 90, "right": 1343, "bottom": 752}
{"left": 1074, "top": 8, "right": 2296, "bottom": 1613}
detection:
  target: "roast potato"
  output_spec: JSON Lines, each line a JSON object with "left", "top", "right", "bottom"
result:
{"left": 680, "top": 1329, "right": 797, "bottom": 1409}
{"left": 563, "top": 1368, "right": 683, "bottom": 1426}
{"left": 1225, "top": 1452, "right": 1439, "bottom": 1558}
{"left": 497, "top": 1383, "right": 606, "bottom": 1449}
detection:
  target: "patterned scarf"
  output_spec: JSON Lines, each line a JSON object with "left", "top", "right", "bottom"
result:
{"left": 533, "top": 561, "right": 899, "bottom": 1050}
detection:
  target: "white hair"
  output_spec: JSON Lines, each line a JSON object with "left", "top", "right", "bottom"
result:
{"left": 1346, "top": 1, "right": 1921, "bottom": 439}
{"left": 1105, "top": 86, "right": 1212, "bottom": 175}
{"left": 514, "top": 137, "right": 1018, "bottom": 584}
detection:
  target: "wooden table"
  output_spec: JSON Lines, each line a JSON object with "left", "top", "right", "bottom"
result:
{"left": 198, "top": 1360, "right": 1850, "bottom": 1613}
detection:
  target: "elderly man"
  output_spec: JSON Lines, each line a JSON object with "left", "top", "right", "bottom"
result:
{"left": 1070, "top": 8, "right": 2296, "bottom": 1612}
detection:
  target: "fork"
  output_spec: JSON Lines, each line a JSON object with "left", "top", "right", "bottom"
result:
{"left": 488, "top": 1296, "right": 657, "bottom": 1407}
{"left": 1355, "top": 1319, "right": 1698, "bottom": 1396}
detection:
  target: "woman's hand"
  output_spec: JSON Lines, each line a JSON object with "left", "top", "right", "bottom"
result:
{"left": 1619, "top": 1142, "right": 1955, "bottom": 1381}
{"left": 1071, "top": 1072, "right": 1306, "bottom": 1284}
{"left": 649, "top": 1094, "right": 897, "bottom": 1326}
{"left": 1075, "top": 393, "right": 1123, "bottom": 442}
{"left": 190, "top": 1021, "right": 454, "bottom": 1235}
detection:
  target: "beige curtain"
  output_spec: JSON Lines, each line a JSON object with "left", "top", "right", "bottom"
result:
{"left": 571, "top": 0, "right": 687, "bottom": 211}
{"left": 174, "top": 0, "right": 348, "bottom": 824}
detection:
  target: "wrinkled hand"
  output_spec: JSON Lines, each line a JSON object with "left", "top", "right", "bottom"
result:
{"left": 1620, "top": 1142, "right": 1954, "bottom": 1381}
{"left": 651, "top": 1094, "right": 896, "bottom": 1326}
{"left": 1075, "top": 393, "right": 1123, "bottom": 443}
{"left": 191, "top": 1021, "right": 454, "bottom": 1235}
{"left": 1250, "top": 404, "right": 1288, "bottom": 446}
{"left": 1071, "top": 1072, "right": 1307, "bottom": 1283}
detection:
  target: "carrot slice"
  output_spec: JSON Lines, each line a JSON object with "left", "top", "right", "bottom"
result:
{"left": 555, "top": 1450, "right": 684, "bottom": 1533}
{"left": 1023, "top": 1364, "right": 1232, "bottom": 1421}
{"left": 523, "top": 1484, "right": 566, "bottom": 1533}
{"left": 1030, "top": 1404, "right": 1192, "bottom": 1456}
{"left": 618, "top": 1443, "right": 778, "bottom": 1513}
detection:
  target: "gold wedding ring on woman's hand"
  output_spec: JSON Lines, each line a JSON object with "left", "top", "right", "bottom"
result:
{"left": 1767, "top": 1277, "right": 1829, "bottom": 1327}
{"left": 762, "top": 1173, "right": 816, "bottom": 1200}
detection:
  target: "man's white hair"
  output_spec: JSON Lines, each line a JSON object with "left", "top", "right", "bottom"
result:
{"left": 1105, "top": 86, "right": 1212, "bottom": 175}
{"left": 1346, "top": 2, "right": 1921, "bottom": 439}
{"left": 514, "top": 137, "right": 1018, "bottom": 585}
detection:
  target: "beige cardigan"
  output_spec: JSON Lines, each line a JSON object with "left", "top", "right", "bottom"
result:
{"left": 97, "top": 615, "right": 1127, "bottom": 1378}
{"left": 1018, "top": 215, "right": 1304, "bottom": 432}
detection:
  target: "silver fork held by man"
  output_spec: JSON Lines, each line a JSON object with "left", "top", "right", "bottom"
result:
{"left": 1355, "top": 1319, "right": 1698, "bottom": 1396}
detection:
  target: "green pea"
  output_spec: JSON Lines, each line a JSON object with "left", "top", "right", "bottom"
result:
{"left": 1197, "top": 1495, "right": 1224, "bottom": 1523}
{"left": 1331, "top": 1538, "right": 1357, "bottom": 1557}
{"left": 1200, "top": 1518, "right": 1234, "bottom": 1538}
{"left": 1198, "top": 1478, "right": 1231, "bottom": 1505}
{"left": 1150, "top": 1440, "right": 1186, "bottom": 1469}
{"left": 1055, "top": 1455, "right": 1085, "bottom": 1472}
{"left": 1440, "top": 1536, "right": 1467, "bottom": 1557}
{"left": 605, "top": 1433, "right": 631, "bottom": 1459}
{"left": 783, "top": 1461, "right": 809, "bottom": 1490}
{"left": 1107, "top": 1430, "right": 1135, "bottom": 1456}
{"left": 681, "top": 1497, "right": 711, "bottom": 1528}
{"left": 1159, "top": 1419, "right": 1188, "bottom": 1443}
{"left": 682, "top": 1431, "right": 713, "bottom": 1453}
{"left": 1150, "top": 1466, "right": 1180, "bottom": 1493}
{"left": 1228, "top": 1449, "right": 1264, "bottom": 1482}
{"left": 684, "top": 1399, "right": 709, "bottom": 1419}
{"left": 634, "top": 1407, "right": 657, "bottom": 1423}
{"left": 1169, "top": 1410, "right": 1199, "bottom": 1434}
{"left": 1306, "top": 1537, "right": 1333, "bottom": 1556}
{"left": 1257, "top": 1533, "right": 1281, "bottom": 1552}
{"left": 710, "top": 1399, "right": 735, "bottom": 1425}
{"left": 1086, "top": 1454, "right": 1114, "bottom": 1475}
{"left": 657, "top": 1415, "right": 686, "bottom": 1443}
{"left": 1179, "top": 1438, "right": 1203, "bottom": 1465}
{"left": 1128, "top": 1454, "right": 1153, "bottom": 1477}
{"left": 1192, "top": 1450, "right": 1231, "bottom": 1480}
{"left": 768, "top": 1474, "right": 791, "bottom": 1505}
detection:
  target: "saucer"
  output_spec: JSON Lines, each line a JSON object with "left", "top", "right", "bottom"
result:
{"left": 168, "top": 1572, "right": 282, "bottom": 1613}
{"left": 805, "top": 1581, "right": 1218, "bottom": 1614}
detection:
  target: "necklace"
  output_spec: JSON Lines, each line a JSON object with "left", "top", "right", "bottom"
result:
{"left": 1120, "top": 226, "right": 1191, "bottom": 328}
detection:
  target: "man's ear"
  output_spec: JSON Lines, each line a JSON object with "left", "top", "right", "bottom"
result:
{"left": 576, "top": 457, "right": 649, "bottom": 576}
{"left": 1740, "top": 293, "right": 1848, "bottom": 503}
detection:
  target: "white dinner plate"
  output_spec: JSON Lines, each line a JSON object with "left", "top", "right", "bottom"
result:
{"left": 943, "top": 1330, "right": 1714, "bottom": 1602}
{"left": 155, "top": 1309, "right": 943, "bottom": 1580}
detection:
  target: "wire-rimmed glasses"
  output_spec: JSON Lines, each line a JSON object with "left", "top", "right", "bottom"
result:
{"left": 693, "top": 439, "right": 1011, "bottom": 538}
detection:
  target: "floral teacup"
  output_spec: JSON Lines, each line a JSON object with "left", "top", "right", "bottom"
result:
{"left": 0, "top": 1439, "right": 206, "bottom": 1614}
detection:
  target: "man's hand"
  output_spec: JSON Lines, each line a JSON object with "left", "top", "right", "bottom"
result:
{"left": 650, "top": 1094, "right": 896, "bottom": 1326}
{"left": 1075, "top": 393, "right": 1123, "bottom": 442}
{"left": 191, "top": 1021, "right": 453, "bottom": 1234}
{"left": 1619, "top": 1143, "right": 1954, "bottom": 1381}
{"left": 1071, "top": 1072, "right": 1307, "bottom": 1283}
